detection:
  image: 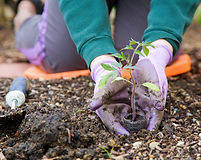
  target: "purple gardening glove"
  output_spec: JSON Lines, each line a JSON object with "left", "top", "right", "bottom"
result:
{"left": 90, "top": 58, "right": 130, "bottom": 136}
{"left": 133, "top": 44, "right": 173, "bottom": 131}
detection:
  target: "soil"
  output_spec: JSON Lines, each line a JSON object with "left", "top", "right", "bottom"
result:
{"left": 0, "top": 23, "right": 201, "bottom": 159}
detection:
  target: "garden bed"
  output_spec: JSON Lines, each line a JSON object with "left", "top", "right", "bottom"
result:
{"left": 0, "top": 24, "right": 201, "bottom": 159}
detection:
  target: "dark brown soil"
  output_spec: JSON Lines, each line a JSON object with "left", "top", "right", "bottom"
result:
{"left": 121, "top": 114, "right": 148, "bottom": 132}
{"left": 0, "top": 24, "right": 201, "bottom": 159}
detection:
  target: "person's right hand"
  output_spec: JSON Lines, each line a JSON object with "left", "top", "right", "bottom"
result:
{"left": 90, "top": 56, "right": 130, "bottom": 135}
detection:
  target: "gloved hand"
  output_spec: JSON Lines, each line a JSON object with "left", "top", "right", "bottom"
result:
{"left": 133, "top": 43, "right": 173, "bottom": 131}
{"left": 90, "top": 58, "right": 130, "bottom": 135}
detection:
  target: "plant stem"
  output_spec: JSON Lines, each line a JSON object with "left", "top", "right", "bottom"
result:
{"left": 129, "top": 43, "right": 140, "bottom": 65}
{"left": 129, "top": 44, "right": 140, "bottom": 121}
{"left": 130, "top": 70, "right": 136, "bottom": 121}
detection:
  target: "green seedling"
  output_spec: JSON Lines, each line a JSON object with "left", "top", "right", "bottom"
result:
{"left": 99, "top": 39, "right": 160, "bottom": 121}
{"left": 74, "top": 109, "right": 84, "bottom": 114}
{"left": 99, "top": 146, "right": 113, "bottom": 159}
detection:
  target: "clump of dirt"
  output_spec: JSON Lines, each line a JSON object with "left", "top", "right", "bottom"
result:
{"left": 121, "top": 113, "right": 147, "bottom": 132}
{"left": 3, "top": 109, "right": 71, "bottom": 159}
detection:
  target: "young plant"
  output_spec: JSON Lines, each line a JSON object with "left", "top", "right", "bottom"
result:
{"left": 98, "top": 39, "right": 160, "bottom": 121}
{"left": 99, "top": 146, "right": 113, "bottom": 159}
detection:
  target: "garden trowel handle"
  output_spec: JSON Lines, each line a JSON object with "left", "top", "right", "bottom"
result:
{"left": 5, "top": 77, "right": 29, "bottom": 110}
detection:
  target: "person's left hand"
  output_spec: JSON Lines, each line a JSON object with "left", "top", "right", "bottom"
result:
{"left": 133, "top": 43, "right": 173, "bottom": 131}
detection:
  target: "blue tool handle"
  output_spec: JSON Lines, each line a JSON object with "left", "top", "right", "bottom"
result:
{"left": 9, "top": 77, "right": 29, "bottom": 94}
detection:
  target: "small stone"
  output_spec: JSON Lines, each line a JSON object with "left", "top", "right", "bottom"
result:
{"left": 198, "top": 141, "right": 201, "bottom": 146}
{"left": 0, "top": 106, "right": 2, "bottom": 111}
{"left": 196, "top": 120, "right": 201, "bottom": 126}
{"left": 149, "top": 142, "right": 159, "bottom": 150}
{"left": 83, "top": 154, "right": 92, "bottom": 160}
{"left": 132, "top": 141, "right": 142, "bottom": 149}
{"left": 124, "top": 143, "right": 129, "bottom": 147}
{"left": 88, "top": 115, "right": 96, "bottom": 120}
{"left": 192, "top": 118, "right": 197, "bottom": 122}
{"left": 184, "top": 96, "right": 191, "bottom": 103}
{"left": 120, "top": 135, "right": 125, "bottom": 140}
{"left": 186, "top": 112, "right": 193, "bottom": 117}
{"left": 138, "top": 152, "right": 142, "bottom": 156}
{"left": 170, "top": 118, "right": 176, "bottom": 122}
{"left": 173, "top": 108, "right": 178, "bottom": 114}
{"left": 199, "top": 133, "right": 201, "bottom": 138}
{"left": 55, "top": 102, "right": 60, "bottom": 106}
{"left": 111, "top": 154, "right": 129, "bottom": 160}
{"left": 88, "top": 82, "right": 94, "bottom": 87}
{"left": 149, "top": 155, "right": 155, "bottom": 158}
{"left": 48, "top": 90, "right": 54, "bottom": 95}
{"left": 177, "top": 141, "right": 184, "bottom": 147}
{"left": 108, "top": 139, "right": 116, "bottom": 147}
{"left": 119, "top": 147, "right": 126, "bottom": 152}
{"left": 158, "top": 132, "right": 164, "bottom": 138}
{"left": 172, "top": 123, "right": 180, "bottom": 127}
{"left": 0, "top": 151, "right": 6, "bottom": 160}
{"left": 179, "top": 104, "right": 187, "bottom": 110}
{"left": 71, "top": 83, "right": 76, "bottom": 87}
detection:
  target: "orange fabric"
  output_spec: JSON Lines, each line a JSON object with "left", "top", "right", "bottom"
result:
{"left": 24, "top": 54, "right": 191, "bottom": 80}
{"left": 24, "top": 67, "right": 90, "bottom": 80}
{"left": 165, "top": 54, "right": 191, "bottom": 77}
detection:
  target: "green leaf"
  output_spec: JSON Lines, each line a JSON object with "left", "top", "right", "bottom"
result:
{"left": 74, "top": 109, "right": 84, "bottom": 114}
{"left": 142, "top": 46, "right": 149, "bottom": 56}
{"left": 149, "top": 44, "right": 155, "bottom": 48}
{"left": 112, "top": 53, "right": 122, "bottom": 58}
{"left": 120, "top": 45, "right": 134, "bottom": 51}
{"left": 142, "top": 82, "right": 160, "bottom": 92}
{"left": 129, "top": 39, "right": 137, "bottom": 46}
{"left": 111, "top": 76, "right": 125, "bottom": 83}
{"left": 101, "top": 63, "right": 116, "bottom": 71}
{"left": 141, "top": 41, "right": 151, "bottom": 46}
{"left": 141, "top": 41, "right": 155, "bottom": 48}
{"left": 111, "top": 62, "right": 122, "bottom": 68}
{"left": 135, "top": 50, "right": 145, "bottom": 57}
{"left": 120, "top": 52, "right": 127, "bottom": 61}
{"left": 123, "top": 65, "right": 140, "bottom": 70}
{"left": 112, "top": 53, "right": 126, "bottom": 61}
{"left": 98, "top": 73, "right": 113, "bottom": 88}
{"left": 100, "top": 146, "right": 111, "bottom": 159}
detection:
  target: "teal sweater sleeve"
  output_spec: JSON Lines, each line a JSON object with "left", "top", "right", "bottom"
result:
{"left": 57, "top": 0, "right": 117, "bottom": 67}
{"left": 143, "top": 0, "right": 201, "bottom": 54}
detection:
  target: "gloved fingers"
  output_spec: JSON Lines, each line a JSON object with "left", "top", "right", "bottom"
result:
{"left": 133, "top": 58, "right": 160, "bottom": 88}
{"left": 90, "top": 88, "right": 129, "bottom": 111}
{"left": 90, "top": 80, "right": 128, "bottom": 111}
{"left": 90, "top": 98, "right": 102, "bottom": 111}
{"left": 110, "top": 88, "right": 129, "bottom": 103}
{"left": 96, "top": 103, "right": 130, "bottom": 135}
{"left": 133, "top": 58, "right": 166, "bottom": 111}
{"left": 147, "top": 109, "right": 164, "bottom": 131}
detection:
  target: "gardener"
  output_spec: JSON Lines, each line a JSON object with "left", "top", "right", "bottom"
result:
{"left": 14, "top": 0, "right": 200, "bottom": 135}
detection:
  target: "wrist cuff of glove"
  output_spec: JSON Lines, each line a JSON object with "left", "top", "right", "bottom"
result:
{"left": 150, "top": 44, "right": 173, "bottom": 65}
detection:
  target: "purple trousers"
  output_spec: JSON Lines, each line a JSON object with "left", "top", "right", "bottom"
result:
{"left": 15, "top": 0, "right": 150, "bottom": 73}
